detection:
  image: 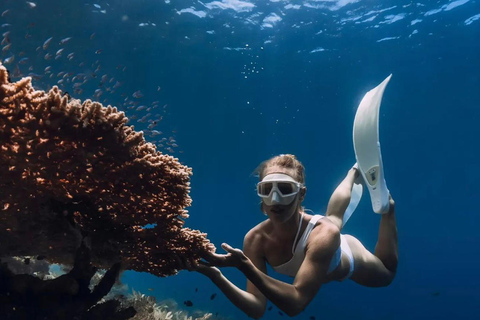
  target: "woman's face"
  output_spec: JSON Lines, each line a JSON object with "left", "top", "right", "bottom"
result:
{"left": 261, "top": 165, "right": 304, "bottom": 223}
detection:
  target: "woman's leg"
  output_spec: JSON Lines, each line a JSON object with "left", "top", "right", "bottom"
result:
{"left": 346, "top": 197, "right": 398, "bottom": 287}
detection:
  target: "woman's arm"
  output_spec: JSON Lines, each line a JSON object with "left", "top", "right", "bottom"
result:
{"left": 202, "top": 267, "right": 267, "bottom": 319}
{"left": 190, "top": 230, "right": 268, "bottom": 319}
{"left": 325, "top": 165, "right": 359, "bottom": 230}
{"left": 205, "top": 224, "right": 339, "bottom": 317}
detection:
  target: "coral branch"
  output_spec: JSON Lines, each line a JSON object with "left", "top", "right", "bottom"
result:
{"left": 0, "top": 62, "right": 214, "bottom": 277}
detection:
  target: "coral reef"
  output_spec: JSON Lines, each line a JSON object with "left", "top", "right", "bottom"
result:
{"left": 122, "top": 290, "right": 213, "bottom": 320}
{"left": 1, "top": 255, "right": 224, "bottom": 320}
{"left": 0, "top": 61, "right": 215, "bottom": 277}
{"left": 0, "top": 242, "right": 136, "bottom": 319}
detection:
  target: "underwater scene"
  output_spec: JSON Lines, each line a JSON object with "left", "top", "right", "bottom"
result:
{"left": 0, "top": 0, "right": 479, "bottom": 319}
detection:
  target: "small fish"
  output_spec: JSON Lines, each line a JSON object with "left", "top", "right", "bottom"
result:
{"left": 148, "top": 288, "right": 154, "bottom": 291}
{"left": 210, "top": 293, "right": 217, "bottom": 300}
{"left": 132, "top": 90, "right": 143, "bottom": 99}
{"left": 195, "top": 288, "right": 198, "bottom": 292}
{"left": 1, "top": 24, "right": 11, "bottom": 28}
{"left": 1, "top": 10, "right": 10, "bottom": 17}
{"left": 26, "top": 2, "right": 37, "bottom": 9}
{"left": 3, "top": 55, "right": 14, "bottom": 64}
{"left": 18, "top": 57, "right": 29, "bottom": 64}
{"left": 67, "top": 52, "right": 75, "bottom": 60}
{"left": 95, "top": 49, "right": 102, "bottom": 54}
{"left": 24, "top": 258, "right": 30, "bottom": 265}
{"left": 56, "top": 48, "right": 64, "bottom": 56}
{"left": 44, "top": 53, "right": 53, "bottom": 60}
{"left": 278, "top": 311, "right": 284, "bottom": 316}
{"left": 2, "top": 43, "right": 11, "bottom": 53}
{"left": 93, "top": 4, "right": 101, "bottom": 9}
{"left": 136, "top": 105, "right": 147, "bottom": 111}
{"left": 267, "top": 306, "right": 272, "bottom": 311}
{"left": 90, "top": 32, "right": 96, "bottom": 40}
{"left": 60, "top": 37, "right": 72, "bottom": 45}
{"left": 184, "top": 300, "right": 193, "bottom": 307}
{"left": 43, "top": 37, "right": 53, "bottom": 50}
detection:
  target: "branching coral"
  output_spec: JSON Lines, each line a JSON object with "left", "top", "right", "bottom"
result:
{"left": 0, "top": 62, "right": 215, "bottom": 277}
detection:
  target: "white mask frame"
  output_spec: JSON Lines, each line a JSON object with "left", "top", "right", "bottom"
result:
{"left": 257, "top": 173, "right": 303, "bottom": 206}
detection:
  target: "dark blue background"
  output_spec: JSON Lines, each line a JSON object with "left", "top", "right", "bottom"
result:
{"left": 1, "top": 0, "right": 479, "bottom": 319}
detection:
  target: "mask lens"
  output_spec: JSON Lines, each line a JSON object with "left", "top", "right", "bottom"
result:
{"left": 277, "top": 182, "right": 295, "bottom": 195}
{"left": 258, "top": 182, "right": 273, "bottom": 196}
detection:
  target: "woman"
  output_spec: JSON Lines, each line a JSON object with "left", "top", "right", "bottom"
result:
{"left": 178, "top": 154, "right": 398, "bottom": 319}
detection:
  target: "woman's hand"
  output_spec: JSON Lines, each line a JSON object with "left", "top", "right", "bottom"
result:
{"left": 202, "top": 243, "right": 249, "bottom": 269}
{"left": 174, "top": 254, "right": 220, "bottom": 278}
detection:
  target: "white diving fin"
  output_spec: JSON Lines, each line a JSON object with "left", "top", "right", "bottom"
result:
{"left": 342, "top": 173, "right": 363, "bottom": 227}
{"left": 353, "top": 75, "right": 392, "bottom": 214}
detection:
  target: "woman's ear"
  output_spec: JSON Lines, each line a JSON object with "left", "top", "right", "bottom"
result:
{"left": 300, "top": 187, "right": 306, "bottom": 201}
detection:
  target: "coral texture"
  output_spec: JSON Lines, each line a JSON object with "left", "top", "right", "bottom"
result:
{"left": 0, "top": 62, "right": 214, "bottom": 277}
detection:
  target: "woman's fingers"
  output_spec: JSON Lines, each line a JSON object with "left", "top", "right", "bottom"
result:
{"left": 221, "top": 243, "right": 237, "bottom": 253}
{"left": 173, "top": 254, "right": 198, "bottom": 271}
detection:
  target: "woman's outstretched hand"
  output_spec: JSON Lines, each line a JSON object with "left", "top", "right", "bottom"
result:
{"left": 202, "top": 243, "right": 248, "bottom": 269}
{"left": 174, "top": 254, "right": 220, "bottom": 278}
{"left": 174, "top": 243, "right": 248, "bottom": 277}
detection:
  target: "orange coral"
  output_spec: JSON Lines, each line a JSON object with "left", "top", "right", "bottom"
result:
{"left": 0, "top": 63, "right": 214, "bottom": 277}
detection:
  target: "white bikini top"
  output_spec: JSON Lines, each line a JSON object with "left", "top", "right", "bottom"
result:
{"left": 271, "top": 214, "right": 341, "bottom": 277}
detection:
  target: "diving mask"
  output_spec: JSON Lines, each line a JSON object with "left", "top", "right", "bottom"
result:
{"left": 257, "top": 173, "right": 303, "bottom": 206}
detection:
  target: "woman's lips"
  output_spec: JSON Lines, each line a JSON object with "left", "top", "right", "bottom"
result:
{"left": 270, "top": 206, "right": 283, "bottom": 213}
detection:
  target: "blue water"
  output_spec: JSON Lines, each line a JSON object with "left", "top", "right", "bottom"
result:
{"left": 2, "top": 0, "right": 479, "bottom": 319}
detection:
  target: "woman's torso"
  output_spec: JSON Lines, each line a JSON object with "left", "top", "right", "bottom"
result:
{"left": 254, "top": 213, "right": 351, "bottom": 282}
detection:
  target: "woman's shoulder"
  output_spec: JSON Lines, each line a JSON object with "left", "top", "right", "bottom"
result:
{"left": 244, "top": 220, "right": 272, "bottom": 248}
{"left": 308, "top": 216, "right": 341, "bottom": 250}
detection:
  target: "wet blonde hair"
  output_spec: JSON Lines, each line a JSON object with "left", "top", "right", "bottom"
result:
{"left": 254, "top": 154, "right": 306, "bottom": 184}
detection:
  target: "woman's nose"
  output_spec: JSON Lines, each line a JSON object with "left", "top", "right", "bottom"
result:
{"left": 271, "top": 191, "right": 281, "bottom": 204}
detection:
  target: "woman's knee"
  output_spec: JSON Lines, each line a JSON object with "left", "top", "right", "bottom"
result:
{"left": 381, "top": 269, "right": 396, "bottom": 286}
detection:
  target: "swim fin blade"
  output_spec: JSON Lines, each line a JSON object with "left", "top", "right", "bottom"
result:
{"left": 342, "top": 178, "right": 363, "bottom": 227}
{"left": 353, "top": 75, "right": 391, "bottom": 214}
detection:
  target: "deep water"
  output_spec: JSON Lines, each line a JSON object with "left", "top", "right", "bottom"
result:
{"left": 1, "top": 0, "right": 479, "bottom": 319}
